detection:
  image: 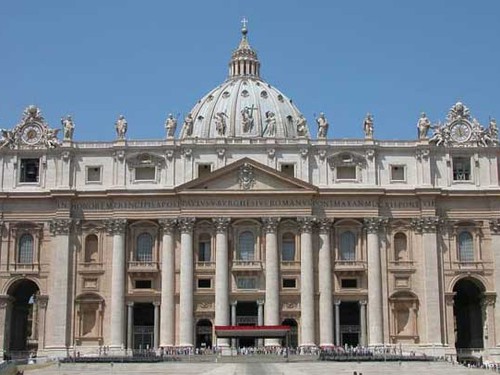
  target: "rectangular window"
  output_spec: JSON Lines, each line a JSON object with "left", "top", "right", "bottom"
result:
{"left": 135, "top": 280, "right": 152, "bottom": 289}
{"left": 237, "top": 277, "right": 256, "bottom": 290}
{"left": 20, "top": 158, "right": 40, "bottom": 183}
{"left": 282, "top": 278, "right": 296, "bottom": 288}
{"left": 337, "top": 166, "right": 356, "bottom": 180}
{"left": 135, "top": 166, "right": 156, "bottom": 181}
{"left": 453, "top": 157, "right": 471, "bottom": 181}
{"left": 197, "top": 278, "right": 212, "bottom": 289}
{"left": 280, "top": 163, "right": 295, "bottom": 177}
{"left": 390, "top": 165, "right": 405, "bottom": 182}
{"left": 197, "top": 164, "right": 212, "bottom": 178}
{"left": 86, "top": 166, "right": 102, "bottom": 183}
{"left": 341, "top": 279, "right": 358, "bottom": 288}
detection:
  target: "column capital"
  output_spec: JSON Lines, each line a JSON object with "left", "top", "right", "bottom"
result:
{"left": 490, "top": 219, "right": 500, "bottom": 234}
{"left": 105, "top": 219, "right": 127, "bottom": 235}
{"left": 363, "top": 217, "right": 388, "bottom": 234}
{"left": 297, "top": 216, "right": 315, "bottom": 233}
{"left": 411, "top": 216, "right": 442, "bottom": 233}
{"left": 126, "top": 301, "right": 134, "bottom": 308}
{"left": 0, "top": 295, "right": 14, "bottom": 309}
{"left": 334, "top": 299, "right": 341, "bottom": 306}
{"left": 262, "top": 217, "right": 280, "bottom": 233}
{"left": 159, "top": 218, "right": 177, "bottom": 234}
{"left": 317, "top": 218, "right": 332, "bottom": 234}
{"left": 256, "top": 299, "right": 265, "bottom": 306}
{"left": 445, "top": 293, "right": 456, "bottom": 307}
{"left": 178, "top": 217, "right": 196, "bottom": 233}
{"left": 37, "top": 295, "right": 49, "bottom": 309}
{"left": 213, "top": 217, "right": 231, "bottom": 233}
{"left": 482, "top": 293, "right": 496, "bottom": 307}
{"left": 49, "top": 218, "right": 72, "bottom": 236}
{"left": 153, "top": 301, "right": 161, "bottom": 307}
{"left": 359, "top": 299, "right": 367, "bottom": 306}
{"left": 230, "top": 300, "right": 238, "bottom": 307}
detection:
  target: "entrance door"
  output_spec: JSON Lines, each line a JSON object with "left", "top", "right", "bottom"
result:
{"left": 195, "top": 319, "right": 213, "bottom": 349}
{"left": 7, "top": 280, "right": 40, "bottom": 358}
{"left": 453, "top": 279, "right": 484, "bottom": 349}
{"left": 133, "top": 303, "right": 154, "bottom": 351}
{"left": 339, "top": 301, "right": 360, "bottom": 346}
{"left": 236, "top": 301, "right": 257, "bottom": 347}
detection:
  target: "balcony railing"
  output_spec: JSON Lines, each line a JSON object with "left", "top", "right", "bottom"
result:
{"left": 452, "top": 261, "right": 492, "bottom": 271}
{"left": 334, "top": 260, "right": 367, "bottom": 271}
{"left": 232, "top": 260, "right": 262, "bottom": 271}
{"left": 281, "top": 261, "right": 301, "bottom": 270}
{"left": 78, "top": 262, "right": 104, "bottom": 273}
{"left": 128, "top": 261, "right": 159, "bottom": 272}
{"left": 195, "top": 261, "right": 215, "bottom": 271}
{"left": 10, "top": 262, "right": 40, "bottom": 274}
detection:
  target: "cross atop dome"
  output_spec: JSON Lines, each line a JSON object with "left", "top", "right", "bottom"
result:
{"left": 229, "top": 19, "right": 260, "bottom": 78}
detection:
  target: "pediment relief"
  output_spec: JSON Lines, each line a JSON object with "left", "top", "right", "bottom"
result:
{"left": 177, "top": 157, "right": 317, "bottom": 192}
{"left": 328, "top": 152, "right": 366, "bottom": 168}
{"left": 126, "top": 152, "right": 165, "bottom": 169}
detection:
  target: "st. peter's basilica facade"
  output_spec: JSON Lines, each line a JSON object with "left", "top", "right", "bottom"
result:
{"left": 0, "top": 24, "right": 499, "bottom": 361}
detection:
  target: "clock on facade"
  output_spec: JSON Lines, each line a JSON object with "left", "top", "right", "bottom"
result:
{"left": 20, "top": 124, "right": 43, "bottom": 145}
{"left": 450, "top": 121, "right": 472, "bottom": 143}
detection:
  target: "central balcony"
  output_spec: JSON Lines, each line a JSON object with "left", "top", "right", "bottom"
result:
{"left": 231, "top": 260, "right": 262, "bottom": 272}
{"left": 128, "top": 261, "right": 159, "bottom": 273}
{"left": 334, "top": 260, "right": 367, "bottom": 273}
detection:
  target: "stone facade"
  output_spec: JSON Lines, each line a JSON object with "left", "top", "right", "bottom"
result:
{"left": 0, "top": 24, "right": 499, "bottom": 361}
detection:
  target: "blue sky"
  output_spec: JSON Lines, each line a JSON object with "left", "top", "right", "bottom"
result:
{"left": 1, "top": 0, "right": 499, "bottom": 141}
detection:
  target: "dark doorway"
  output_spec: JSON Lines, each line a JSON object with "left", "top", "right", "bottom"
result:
{"left": 453, "top": 279, "right": 484, "bottom": 349}
{"left": 281, "top": 318, "right": 298, "bottom": 347}
{"left": 236, "top": 301, "right": 257, "bottom": 347}
{"left": 7, "top": 279, "right": 40, "bottom": 356}
{"left": 133, "top": 303, "right": 154, "bottom": 350}
{"left": 195, "top": 319, "right": 213, "bottom": 349}
{"left": 339, "top": 301, "right": 360, "bottom": 346}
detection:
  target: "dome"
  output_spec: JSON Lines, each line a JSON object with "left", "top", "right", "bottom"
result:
{"left": 180, "top": 24, "right": 310, "bottom": 140}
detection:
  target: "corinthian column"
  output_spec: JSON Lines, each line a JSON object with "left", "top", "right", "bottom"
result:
{"left": 159, "top": 219, "right": 176, "bottom": 347}
{"left": 298, "top": 216, "right": 315, "bottom": 347}
{"left": 490, "top": 219, "right": 500, "bottom": 345}
{"left": 364, "top": 217, "right": 385, "bottom": 346}
{"left": 318, "top": 218, "right": 333, "bottom": 346}
{"left": 106, "top": 219, "right": 127, "bottom": 350}
{"left": 45, "top": 219, "right": 72, "bottom": 352}
{"left": 414, "top": 216, "right": 442, "bottom": 345}
{"left": 262, "top": 217, "right": 280, "bottom": 346}
{"left": 178, "top": 217, "right": 195, "bottom": 347}
{"left": 213, "top": 217, "right": 231, "bottom": 348}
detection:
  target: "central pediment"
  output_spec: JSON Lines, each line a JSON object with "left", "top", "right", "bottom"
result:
{"left": 176, "top": 157, "right": 317, "bottom": 193}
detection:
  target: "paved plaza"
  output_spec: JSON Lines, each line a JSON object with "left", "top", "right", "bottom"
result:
{"left": 22, "top": 361, "right": 489, "bottom": 375}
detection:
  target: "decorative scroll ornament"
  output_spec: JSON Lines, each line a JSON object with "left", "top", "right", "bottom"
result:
{"left": 429, "top": 102, "right": 498, "bottom": 147}
{"left": 105, "top": 219, "right": 127, "bottom": 235}
{"left": 364, "top": 217, "right": 388, "bottom": 233}
{"left": 297, "top": 216, "right": 315, "bottom": 233}
{"left": 158, "top": 218, "right": 177, "bottom": 234}
{"left": 490, "top": 219, "right": 500, "bottom": 234}
{"left": 0, "top": 105, "right": 60, "bottom": 150}
{"left": 410, "top": 216, "right": 442, "bottom": 233}
{"left": 178, "top": 217, "right": 196, "bottom": 233}
{"left": 238, "top": 163, "right": 256, "bottom": 190}
{"left": 317, "top": 218, "right": 332, "bottom": 234}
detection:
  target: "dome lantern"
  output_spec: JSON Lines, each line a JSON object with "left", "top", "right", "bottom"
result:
{"left": 229, "top": 18, "right": 261, "bottom": 78}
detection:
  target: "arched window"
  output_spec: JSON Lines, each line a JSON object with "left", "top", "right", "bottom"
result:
{"left": 136, "top": 233, "right": 153, "bottom": 262}
{"left": 18, "top": 233, "right": 34, "bottom": 264}
{"left": 458, "top": 231, "right": 474, "bottom": 262}
{"left": 282, "top": 233, "right": 296, "bottom": 261}
{"left": 339, "top": 231, "right": 356, "bottom": 261}
{"left": 198, "top": 233, "right": 211, "bottom": 262}
{"left": 84, "top": 234, "right": 99, "bottom": 263}
{"left": 394, "top": 232, "right": 407, "bottom": 261}
{"left": 238, "top": 231, "right": 255, "bottom": 261}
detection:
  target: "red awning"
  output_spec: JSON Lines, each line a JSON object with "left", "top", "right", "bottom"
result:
{"left": 214, "top": 325, "right": 290, "bottom": 338}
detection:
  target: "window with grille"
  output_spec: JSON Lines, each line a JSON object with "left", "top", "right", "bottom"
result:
{"left": 238, "top": 231, "right": 255, "bottom": 260}
{"left": 453, "top": 157, "right": 471, "bottom": 181}
{"left": 339, "top": 231, "right": 356, "bottom": 261}
{"left": 237, "top": 277, "right": 256, "bottom": 289}
{"left": 20, "top": 159, "right": 40, "bottom": 183}
{"left": 458, "top": 231, "right": 474, "bottom": 262}
{"left": 198, "top": 233, "right": 211, "bottom": 261}
{"left": 281, "top": 233, "right": 296, "bottom": 261}
{"left": 136, "top": 233, "right": 153, "bottom": 261}
{"left": 18, "top": 233, "right": 34, "bottom": 264}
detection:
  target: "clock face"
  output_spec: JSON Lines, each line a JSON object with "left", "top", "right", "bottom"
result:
{"left": 450, "top": 121, "right": 472, "bottom": 143}
{"left": 21, "top": 124, "right": 43, "bottom": 145}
